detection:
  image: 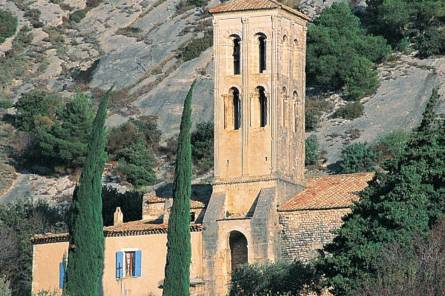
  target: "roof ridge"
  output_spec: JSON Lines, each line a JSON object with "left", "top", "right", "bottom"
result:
{"left": 209, "top": 0, "right": 310, "bottom": 20}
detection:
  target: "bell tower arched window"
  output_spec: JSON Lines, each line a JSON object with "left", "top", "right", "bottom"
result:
{"left": 232, "top": 35, "right": 241, "bottom": 75}
{"left": 257, "top": 86, "right": 267, "bottom": 127}
{"left": 232, "top": 87, "right": 241, "bottom": 130}
{"left": 257, "top": 34, "right": 267, "bottom": 73}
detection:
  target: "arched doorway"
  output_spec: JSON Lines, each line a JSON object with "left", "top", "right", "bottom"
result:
{"left": 229, "top": 231, "right": 248, "bottom": 272}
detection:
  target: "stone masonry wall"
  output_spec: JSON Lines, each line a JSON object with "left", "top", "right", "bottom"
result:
{"left": 278, "top": 208, "right": 350, "bottom": 262}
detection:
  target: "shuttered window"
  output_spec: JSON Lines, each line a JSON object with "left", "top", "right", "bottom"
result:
{"left": 116, "top": 250, "right": 142, "bottom": 279}
{"left": 59, "top": 260, "right": 65, "bottom": 289}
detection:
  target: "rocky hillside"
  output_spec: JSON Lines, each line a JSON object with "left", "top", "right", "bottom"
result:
{"left": 0, "top": 0, "right": 444, "bottom": 202}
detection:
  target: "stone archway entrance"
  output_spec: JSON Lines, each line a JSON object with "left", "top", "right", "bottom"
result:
{"left": 229, "top": 231, "right": 248, "bottom": 272}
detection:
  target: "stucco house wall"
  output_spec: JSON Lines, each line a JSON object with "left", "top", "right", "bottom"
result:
{"left": 32, "top": 231, "right": 204, "bottom": 296}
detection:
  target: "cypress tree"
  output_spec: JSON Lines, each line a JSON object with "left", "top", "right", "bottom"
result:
{"left": 162, "top": 82, "right": 195, "bottom": 296}
{"left": 64, "top": 91, "right": 110, "bottom": 296}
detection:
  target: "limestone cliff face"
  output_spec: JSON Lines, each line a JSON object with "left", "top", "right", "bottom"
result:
{"left": 0, "top": 0, "right": 444, "bottom": 158}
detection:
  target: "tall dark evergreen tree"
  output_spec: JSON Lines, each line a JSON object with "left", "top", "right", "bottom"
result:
{"left": 64, "top": 91, "right": 110, "bottom": 296}
{"left": 162, "top": 82, "right": 194, "bottom": 296}
{"left": 318, "top": 89, "right": 445, "bottom": 295}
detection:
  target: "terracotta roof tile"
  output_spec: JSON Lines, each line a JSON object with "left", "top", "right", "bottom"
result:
{"left": 279, "top": 172, "right": 374, "bottom": 211}
{"left": 209, "top": 0, "right": 310, "bottom": 20}
{"left": 32, "top": 221, "right": 203, "bottom": 244}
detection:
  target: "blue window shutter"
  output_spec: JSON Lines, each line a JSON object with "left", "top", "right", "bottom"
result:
{"left": 59, "top": 261, "right": 65, "bottom": 289}
{"left": 116, "top": 252, "right": 124, "bottom": 279}
{"left": 134, "top": 250, "right": 142, "bottom": 277}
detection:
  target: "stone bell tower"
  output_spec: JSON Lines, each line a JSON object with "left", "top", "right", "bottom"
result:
{"left": 203, "top": 0, "right": 309, "bottom": 294}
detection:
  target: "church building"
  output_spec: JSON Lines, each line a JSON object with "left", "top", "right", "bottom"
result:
{"left": 31, "top": 0, "right": 373, "bottom": 295}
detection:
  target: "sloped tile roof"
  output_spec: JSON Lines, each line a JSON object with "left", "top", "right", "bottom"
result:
{"left": 32, "top": 221, "right": 203, "bottom": 244}
{"left": 209, "top": 0, "right": 310, "bottom": 20}
{"left": 279, "top": 172, "right": 374, "bottom": 211}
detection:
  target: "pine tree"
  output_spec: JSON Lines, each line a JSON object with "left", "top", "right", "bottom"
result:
{"left": 318, "top": 90, "right": 445, "bottom": 295}
{"left": 64, "top": 91, "right": 110, "bottom": 296}
{"left": 37, "top": 92, "right": 94, "bottom": 167}
{"left": 162, "top": 82, "right": 195, "bottom": 296}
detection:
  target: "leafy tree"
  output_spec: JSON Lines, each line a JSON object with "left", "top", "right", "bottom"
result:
{"left": 163, "top": 82, "right": 194, "bottom": 296}
{"left": 130, "top": 116, "right": 162, "bottom": 150}
{"left": 365, "top": 0, "right": 445, "bottom": 57}
{"left": 0, "top": 10, "right": 17, "bottom": 44}
{"left": 65, "top": 92, "right": 109, "bottom": 296}
{"left": 305, "top": 135, "right": 320, "bottom": 166}
{"left": 15, "top": 90, "right": 62, "bottom": 132}
{"left": 230, "top": 261, "right": 321, "bottom": 296}
{"left": 36, "top": 93, "right": 94, "bottom": 167}
{"left": 307, "top": 3, "right": 390, "bottom": 99}
{"left": 107, "top": 121, "right": 141, "bottom": 157}
{"left": 191, "top": 122, "right": 213, "bottom": 174}
{"left": 318, "top": 90, "right": 445, "bottom": 295}
{"left": 0, "top": 201, "right": 66, "bottom": 296}
{"left": 344, "top": 56, "right": 379, "bottom": 100}
{"left": 115, "top": 139, "right": 156, "bottom": 187}
{"left": 339, "top": 142, "right": 377, "bottom": 173}
{"left": 108, "top": 117, "right": 159, "bottom": 186}
{"left": 356, "top": 218, "right": 445, "bottom": 296}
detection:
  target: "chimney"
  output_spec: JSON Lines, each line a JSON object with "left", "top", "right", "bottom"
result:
{"left": 113, "top": 207, "right": 124, "bottom": 225}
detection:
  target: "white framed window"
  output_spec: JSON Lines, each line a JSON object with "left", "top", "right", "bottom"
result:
{"left": 116, "top": 249, "right": 142, "bottom": 279}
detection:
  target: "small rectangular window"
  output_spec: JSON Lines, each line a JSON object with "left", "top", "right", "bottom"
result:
{"left": 190, "top": 212, "right": 196, "bottom": 222}
{"left": 116, "top": 250, "right": 142, "bottom": 278}
{"left": 125, "top": 251, "right": 136, "bottom": 277}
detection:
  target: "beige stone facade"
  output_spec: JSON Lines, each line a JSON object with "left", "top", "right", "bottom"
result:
{"left": 203, "top": 2, "right": 309, "bottom": 294}
{"left": 32, "top": 225, "right": 204, "bottom": 296}
{"left": 31, "top": 1, "right": 374, "bottom": 295}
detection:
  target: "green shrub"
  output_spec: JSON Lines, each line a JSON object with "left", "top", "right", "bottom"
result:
{"left": 333, "top": 101, "right": 364, "bottom": 120}
{"left": 24, "top": 9, "right": 43, "bottom": 28}
{"left": 0, "top": 276, "right": 12, "bottom": 296}
{"left": 0, "top": 26, "right": 32, "bottom": 86}
{"left": 372, "top": 130, "right": 409, "bottom": 163}
{"left": 305, "top": 109, "right": 320, "bottom": 132}
{"left": 0, "top": 98, "right": 14, "bottom": 109}
{"left": 130, "top": 116, "right": 162, "bottom": 150}
{"left": 305, "top": 135, "right": 320, "bottom": 166}
{"left": 187, "top": 0, "right": 206, "bottom": 7}
{"left": 108, "top": 116, "right": 161, "bottom": 157}
{"left": 230, "top": 261, "right": 321, "bottom": 296}
{"left": 339, "top": 142, "right": 377, "bottom": 173}
{"left": 15, "top": 90, "right": 62, "bottom": 132}
{"left": 191, "top": 122, "right": 213, "bottom": 174}
{"left": 115, "top": 139, "right": 156, "bottom": 187}
{"left": 0, "top": 10, "right": 17, "bottom": 44}
{"left": 179, "top": 31, "right": 213, "bottom": 62}
{"left": 307, "top": 3, "right": 390, "bottom": 99}
{"left": 86, "top": 0, "right": 102, "bottom": 8}
{"left": 415, "top": 27, "right": 445, "bottom": 58}
{"left": 69, "top": 9, "right": 86, "bottom": 23}
{"left": 344, "top": 56, "right": 379, "bottom": 100}
{"left": 102, "top": 186, "right": 143, "bottom": 226}
{"left": 108, "top": 121, "right": 141, "bottom": 157}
